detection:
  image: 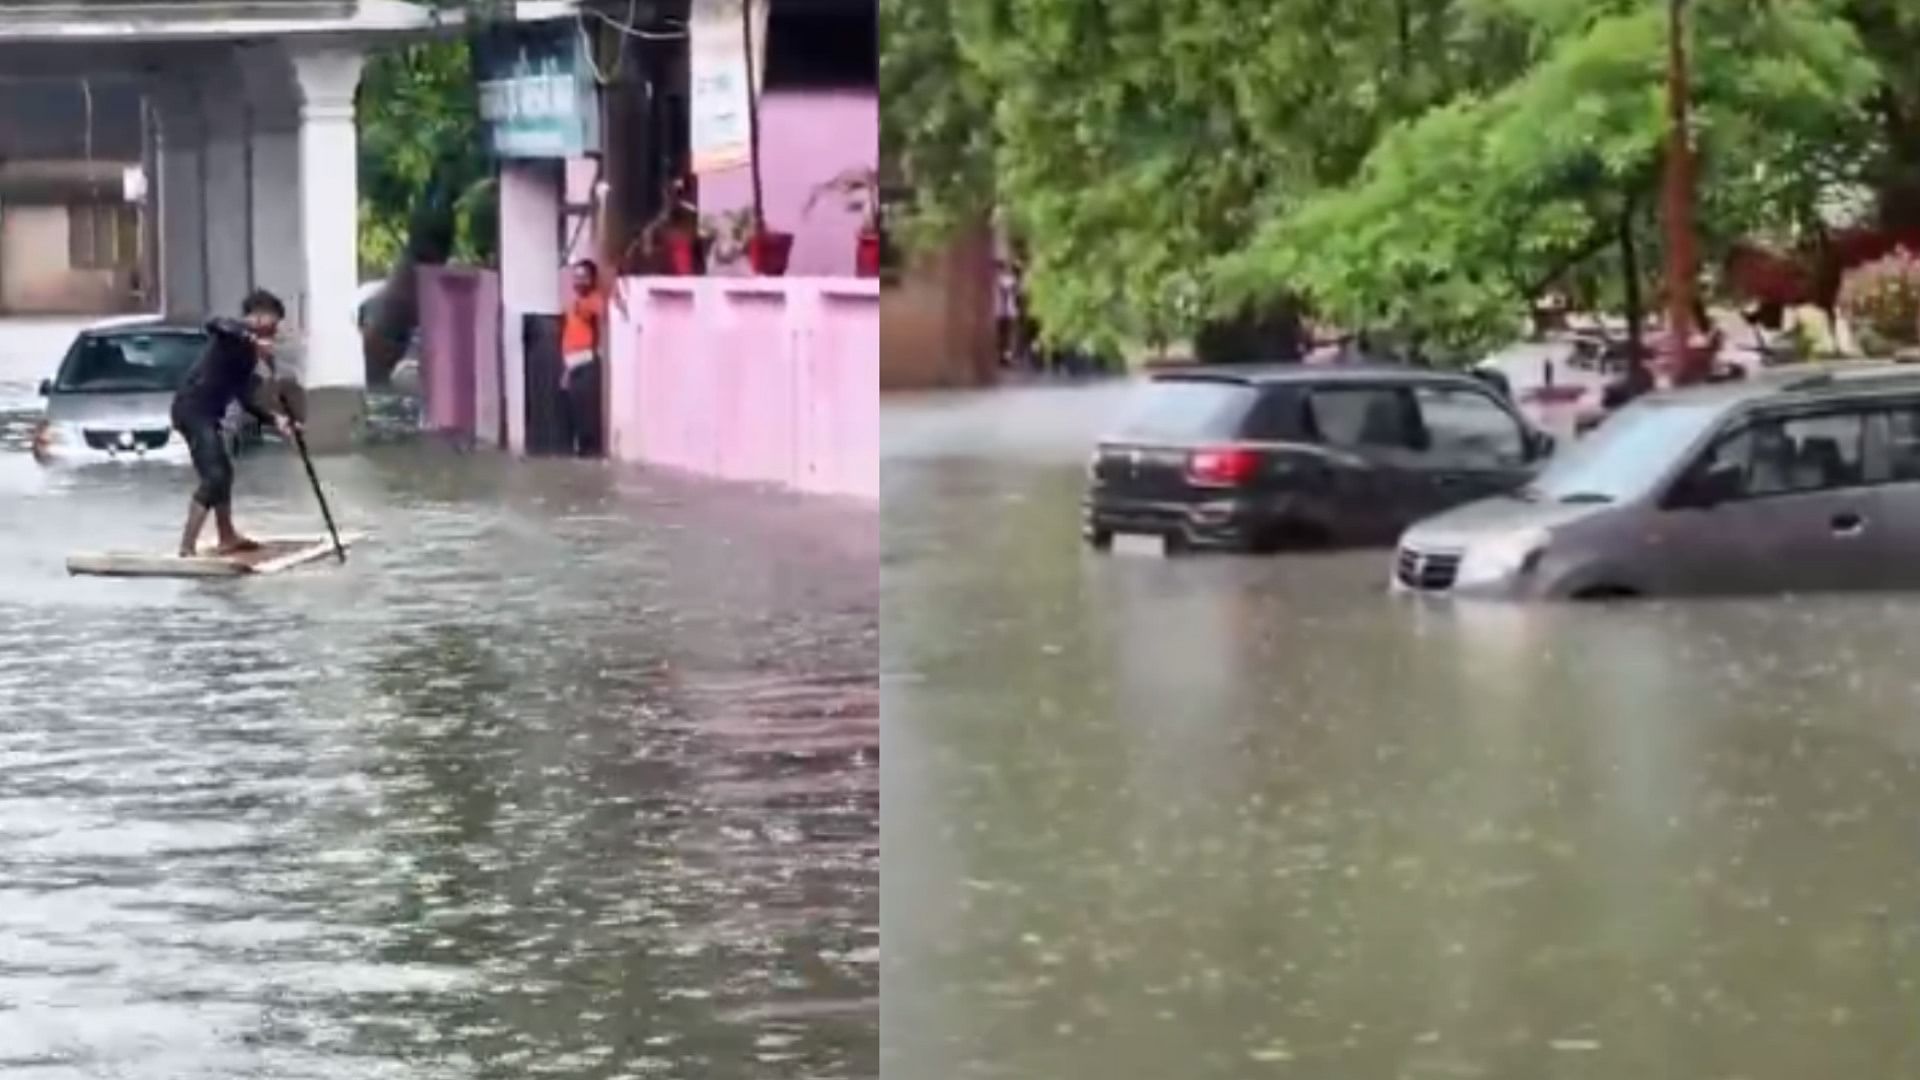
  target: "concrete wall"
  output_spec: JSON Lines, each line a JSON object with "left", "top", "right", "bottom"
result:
{"left": 699, "top": 90, "right": 877, "bottom": 277}
{"left": 607, "top": 277, "right": 879, "bottom": 499}
{"left": 880, "top": 220, "right": 997, "bottom": 390}
{"left": 0, "top": 202, "right": 129, "bottom": 313}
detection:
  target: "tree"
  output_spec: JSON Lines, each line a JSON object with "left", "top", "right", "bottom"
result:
{"left": 888, "top": 0, "right": 1892, "bottom": 360}
{"left": 356, "top": 31, "right": 499, "bottom": 383}
{"left": 888, "top": 0, "right": 1547, "bottom": 352}
{"left": 1216, "top": 0, "right": 1877, "bottom": 354}
{"left": 880, "top": 0, "right": 996, "bottom": 237}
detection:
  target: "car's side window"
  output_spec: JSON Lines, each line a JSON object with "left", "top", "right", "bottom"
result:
{"left": 1412, "top": 386, "right": 1527, "bottom": 468}
{"left": 1239, "top": 390, "right": 1307, "bottom": 442}
{"left": 1862, "top": 405, "right": 1920, "bottom": 484}
{"left": 1307, "top": 387, "right": 1425, "bottom": 453}
{"left": 1702, "top": 411, "right": 1868, "bottom": 499}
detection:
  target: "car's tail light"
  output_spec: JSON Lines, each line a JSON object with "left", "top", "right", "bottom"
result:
{"left": 1187, "top": 446, "right": 1260, "bottom": 487}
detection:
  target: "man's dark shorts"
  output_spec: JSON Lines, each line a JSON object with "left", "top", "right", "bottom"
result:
{"left": 177, "top": 415, "right": 233, "bottom": 509}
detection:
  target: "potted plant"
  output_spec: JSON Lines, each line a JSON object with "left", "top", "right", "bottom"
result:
{"left": 703, "top": 208, "right": 792, "bottom": 276}
{"left": 733, "top": 0, "right": 794, "bottom": 277}
{"left": 748, "top": 222, "right": 796, "bottom": 277}
{"left": 807, "top": 166, "right": 883, "bottom": 278}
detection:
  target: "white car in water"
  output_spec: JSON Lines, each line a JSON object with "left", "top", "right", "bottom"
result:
{"left": 31, "top": 318, "right": 260, "bottom": 464}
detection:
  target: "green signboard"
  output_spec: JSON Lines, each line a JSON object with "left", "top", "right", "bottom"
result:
{"left": 476, "top": 21, "right": 601, "bottom": 159}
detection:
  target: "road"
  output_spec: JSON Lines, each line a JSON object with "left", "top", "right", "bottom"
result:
{"left": 882, "top": 377, "right": 1920, "bottom": 1079}
{"left": 0, "top": 320, "right": 879, "bottom": 1078}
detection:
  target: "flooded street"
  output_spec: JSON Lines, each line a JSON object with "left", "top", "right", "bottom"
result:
{"left": 883, "top": 380, "right": 1920, "bottom": 1078}
{"left": 0, "top": 323, "right": 879, "bottom": 1077}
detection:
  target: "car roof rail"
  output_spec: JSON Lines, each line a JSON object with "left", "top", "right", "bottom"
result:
{"left": 1781, "top": 372, "right": 1837, "bottom": 392}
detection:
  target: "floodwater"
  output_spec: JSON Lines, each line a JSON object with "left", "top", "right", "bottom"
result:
{"left": 0, "top": 321, "right": 879, "bottom": 1078}
{"left": 883, "top": 379, "right": 1920, "bottom": 1078}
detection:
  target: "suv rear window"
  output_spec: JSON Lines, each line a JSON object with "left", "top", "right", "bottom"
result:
{"left": 1116, "top": 380, "right": 1258, "bottom": 440}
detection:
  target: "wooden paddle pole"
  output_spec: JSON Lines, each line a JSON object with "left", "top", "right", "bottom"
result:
{"left": 282, "top": 394, "right": 346, "bottom": 564}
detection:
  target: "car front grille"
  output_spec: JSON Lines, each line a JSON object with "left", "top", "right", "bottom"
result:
{"left": 1397, "top": 546, "right": 1462, "bottom": 591}
{"left": 83, "top": 428, "right": 171, "bottom": 452}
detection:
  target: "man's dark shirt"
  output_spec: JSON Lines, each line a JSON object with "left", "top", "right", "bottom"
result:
{"left": 171, "top": 318, "right": 276, "bottom": 429}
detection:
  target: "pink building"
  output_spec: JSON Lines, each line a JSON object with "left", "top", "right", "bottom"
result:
{"left": 699, "top": 89, "right": 877, "bottom": 278}
{"left": 419, "top": 2, "right": 879, "bottom": 501}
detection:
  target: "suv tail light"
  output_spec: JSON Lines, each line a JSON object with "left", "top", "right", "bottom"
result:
{"left": 1186, "top": 446, "right": 1260, "bottom": 487}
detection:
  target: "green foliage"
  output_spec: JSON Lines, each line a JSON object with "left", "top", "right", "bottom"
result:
{"left": 879, "top": 0, "right": 996, "bottom": 238}
{"left": 1224, "top": 0, "right": 1877, "bottom": 352}
{"left": 890, "top": 0, "right": 1900, "bottom": 356}
{"left": 357, "top": 41, "right": 497, "bottom": 274}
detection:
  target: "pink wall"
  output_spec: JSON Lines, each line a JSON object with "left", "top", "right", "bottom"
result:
{"left": 417, "top": 265, "right": 502, "bottom": 444}
{"left": 701, "top": 90, "right": 878, "bottom": 278}
{"left": 607, "top": 277, "right": 879, "bottom": 499}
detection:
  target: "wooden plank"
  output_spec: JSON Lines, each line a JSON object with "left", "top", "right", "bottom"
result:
{"left": 247, "top": 532, "right": 362, "bottom": 575}
{"left": 66, "top": 532, "right": 364, "bottom": 579}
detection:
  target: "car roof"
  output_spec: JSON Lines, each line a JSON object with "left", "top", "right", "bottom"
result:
{"left": 1653, "top": 361, "right": 1920, "bottom": 411}
{"left": 80, "top": 318, "right": 208, "bottom": 337}
{"left": 1150, "top": 363, "right": 1491, "bottom": 389}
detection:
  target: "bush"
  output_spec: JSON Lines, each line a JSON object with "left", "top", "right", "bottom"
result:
{"left": 1839, "top": 249, "right": 1920, "bottom": 356}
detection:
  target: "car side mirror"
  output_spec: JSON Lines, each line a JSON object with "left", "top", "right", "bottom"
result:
{"left": 1673, "top": 463, "right": 1741, "bottom": 509}
{"left": 37, "top": 379, "right": 51, "bottom": 397}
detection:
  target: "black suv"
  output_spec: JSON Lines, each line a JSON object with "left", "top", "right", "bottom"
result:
{"left": 1083, "top": 366, "right": 1555, "bottom": 553}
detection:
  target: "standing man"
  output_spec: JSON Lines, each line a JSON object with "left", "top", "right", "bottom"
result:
{"left": 560, "top": 259, "right": 607, "bottom": 457}
{"left": 172, "top": 289, "right": 299, "bottom": 557}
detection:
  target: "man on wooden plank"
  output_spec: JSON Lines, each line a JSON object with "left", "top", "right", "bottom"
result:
{"left": 172, "top": 289, "right": 301, "bottom": 558}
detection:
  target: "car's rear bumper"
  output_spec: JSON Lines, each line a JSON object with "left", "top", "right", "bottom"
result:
{"left": 1083, "top": 494, "right": 1275, "bottom": 551}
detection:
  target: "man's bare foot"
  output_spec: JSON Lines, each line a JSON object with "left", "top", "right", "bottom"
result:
{"left": 216, "top": 537, "right": 262, "bottom": 555}
{"left": 179, "top": 546, "right": 199, "bottom": 559}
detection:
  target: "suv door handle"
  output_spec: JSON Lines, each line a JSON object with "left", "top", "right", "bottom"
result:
{"left": 1832, "top": 512, "right": 1867, "bottom": 536}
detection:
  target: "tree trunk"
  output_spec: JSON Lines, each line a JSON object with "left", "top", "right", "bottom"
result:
{"left": 363, "top": 171, "right": 462, "bottom": 385}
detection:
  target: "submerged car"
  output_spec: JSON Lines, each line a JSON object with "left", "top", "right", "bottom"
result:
{"left": 31, "top": 319, "right": 261, "bottom": 464}
{"left": 1395, "top": 363, "right": 1920, "bottom": 600}
{"left": 1083, "top": 366, "right": 1555, "bottom": 553}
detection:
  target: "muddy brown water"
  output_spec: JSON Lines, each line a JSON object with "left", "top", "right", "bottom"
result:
{"left": 883, "top": 381, "right": 1920, "bottom": 1079}
{"left": 0, "top": 331, "right": 878, "bottom": 1078}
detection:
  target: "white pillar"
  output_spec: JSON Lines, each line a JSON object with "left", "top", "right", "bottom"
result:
{"left": 151, "top": 75, "right": 208, "bottom": 320}
{"left": 240, "top": 45, "right": 306, "bottom": 345}
{"left": 200, "top": 66, "right": 251, "bottom": 316}
{"left": 499, "top": 161, "right": 564, "bottom": 455}
{"left": 291, "top": 45, "right": 366, "bottom": 451}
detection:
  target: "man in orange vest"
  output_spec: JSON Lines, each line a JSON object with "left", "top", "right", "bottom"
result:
{"left": 560, "top": 259, "right": 606, "bottom": 456}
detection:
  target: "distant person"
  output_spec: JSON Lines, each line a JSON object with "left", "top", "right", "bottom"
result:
{"left": 996, "top": 263, "right": 1024, "bottom": 369}
{"left": 171, "top": 289, "right": 299, "bottom": 557}
{"left": 561, "top": 259, "right": 606, "bottom": 457}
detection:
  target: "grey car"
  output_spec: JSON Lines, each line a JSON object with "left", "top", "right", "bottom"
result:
{"left": 1395, "top": 363, "right": 1920, "bottom": 600}
{"left": 32, "top": 320, "right": 262, "bottom": 464}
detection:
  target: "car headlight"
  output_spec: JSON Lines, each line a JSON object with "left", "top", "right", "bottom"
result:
{"left": 1457, "top": 528, "right": 1550, "bottom": 586}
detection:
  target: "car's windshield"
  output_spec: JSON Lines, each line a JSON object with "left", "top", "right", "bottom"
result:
{"left": 1522, "top": 399, "right": 1726, "bottom": 504}
{"left": 1114, "top": 380, "right": 1258, "bottom": 441}
{"left": 54, "top": 331, "right": 205, "bottom": 393}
